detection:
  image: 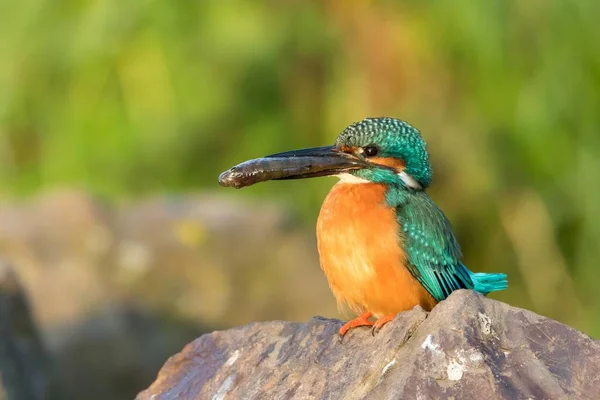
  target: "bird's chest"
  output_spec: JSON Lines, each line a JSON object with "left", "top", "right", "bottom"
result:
{"left": 316, "top": 182, "right": 411, "bottom": 313}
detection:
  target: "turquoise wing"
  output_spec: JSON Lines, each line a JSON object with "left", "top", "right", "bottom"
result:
{"left": 396, "top": 192, "right": 474, "bottom": 302}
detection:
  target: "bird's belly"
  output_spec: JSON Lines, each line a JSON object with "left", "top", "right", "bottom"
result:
{"left": 316, "top": 182, "right": 436, "bottom": 316}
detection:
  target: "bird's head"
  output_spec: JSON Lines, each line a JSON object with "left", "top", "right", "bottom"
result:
{"left": 219, "top": 117, "right": 432, "bottom": 191}
{"left": 332, "top": 117, "right": 431, "bottom": 190}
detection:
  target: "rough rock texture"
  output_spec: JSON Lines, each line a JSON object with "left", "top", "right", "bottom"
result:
{"left": 138, "top": 290, "right": 600, "bottom": 400}
{"left": 0, "top": 190, "right": 336, "bottom": 399}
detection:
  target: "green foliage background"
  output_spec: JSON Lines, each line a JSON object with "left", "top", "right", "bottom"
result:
{"left": 1, "top": 1, "right": 600, "bottom": 335}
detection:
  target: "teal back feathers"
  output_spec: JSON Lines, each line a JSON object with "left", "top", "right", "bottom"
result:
{"left": 390, "top": 190, "right": 507, "bottom": 301}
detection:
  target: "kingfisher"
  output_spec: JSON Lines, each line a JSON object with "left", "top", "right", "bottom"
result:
{"left": 219, "top": 117, "right": 507, "bottom": 337}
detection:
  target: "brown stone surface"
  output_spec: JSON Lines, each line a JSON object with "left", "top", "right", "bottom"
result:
{"left": 0, "top": 260, "right": 53, "bottom": 400}
{"left": 0, "top": 190, "right": 336, "bottom": 399}
{"left": 138, "top": 290, "right": 600, "bottom": 400}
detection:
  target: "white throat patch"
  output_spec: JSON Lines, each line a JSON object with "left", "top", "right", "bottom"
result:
{"left": 336, "top": 172, "right": 423, "bottom": 189}
{"left": 336, "top": 173, "right": 370, "bottom": 184}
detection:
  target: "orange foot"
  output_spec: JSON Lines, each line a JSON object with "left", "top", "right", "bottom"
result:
{"left": 339, "top": 312, "right": 374, "bottom": 337}
{"left": 371, "top": 314, "right": 395, "bottom": 336}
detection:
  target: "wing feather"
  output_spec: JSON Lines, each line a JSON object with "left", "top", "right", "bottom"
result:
{"left": 396, "top": 192, "right": 473, "bottom": 301}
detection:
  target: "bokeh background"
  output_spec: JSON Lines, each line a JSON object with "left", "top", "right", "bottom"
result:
{"left": 1, "top": 1, "right": 599, "bottom": 399}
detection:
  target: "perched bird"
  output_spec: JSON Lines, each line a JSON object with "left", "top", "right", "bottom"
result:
{"left": 219, "top": 117, "right": 507, "bottom": 336}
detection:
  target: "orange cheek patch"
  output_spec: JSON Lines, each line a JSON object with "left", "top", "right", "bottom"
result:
{"left": 370, "top": 157, "right": 405, "bottom": 171}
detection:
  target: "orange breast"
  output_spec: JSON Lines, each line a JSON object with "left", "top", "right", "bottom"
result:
{"left": 316, "top": 182, "right": 436, "bottom": 316}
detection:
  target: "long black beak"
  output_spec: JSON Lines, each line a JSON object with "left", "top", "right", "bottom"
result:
{"left": 218, "top": 145, "right": 369, "bottom": 189}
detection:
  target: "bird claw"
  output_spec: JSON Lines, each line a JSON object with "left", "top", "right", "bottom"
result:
{"left": 371, "top": 314, "right": 395, "bottom": 336}
{"left": 338, "top": 312, "right": 374, "bottom": 340}
{"left": 337, "top": 313, "right": 396, "bottom": 339}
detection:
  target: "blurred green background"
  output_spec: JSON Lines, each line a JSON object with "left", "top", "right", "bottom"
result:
{"left": 1, "top": 0, "right": 600, "bottom": 398}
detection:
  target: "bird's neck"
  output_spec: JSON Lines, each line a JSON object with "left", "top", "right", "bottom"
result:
{"left": 323, "top": 179, "right": 421, "bottom": 211}
{"left": 383, "top": 182, "right": 421, "bottom": 208}
{"left": 320, "top": 181, "right": 389, "bottom": 219}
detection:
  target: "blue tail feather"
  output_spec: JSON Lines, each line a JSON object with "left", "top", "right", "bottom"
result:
{"left": 469, "top": 272, "right": 508, "bottom": 295}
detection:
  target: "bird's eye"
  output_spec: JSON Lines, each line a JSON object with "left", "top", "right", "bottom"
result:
{"left": 363, "top": 146, "right": 379, "bottom": 157}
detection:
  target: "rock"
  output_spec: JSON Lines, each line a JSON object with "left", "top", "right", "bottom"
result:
{"left": 0, "top": 190, "right": 336, "bottom": 399}
{"left": 0, "top": 260, "right": 54, "bottom": 400}
{"left": 137, "top": 290, "right": 600, "bottom": 400}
